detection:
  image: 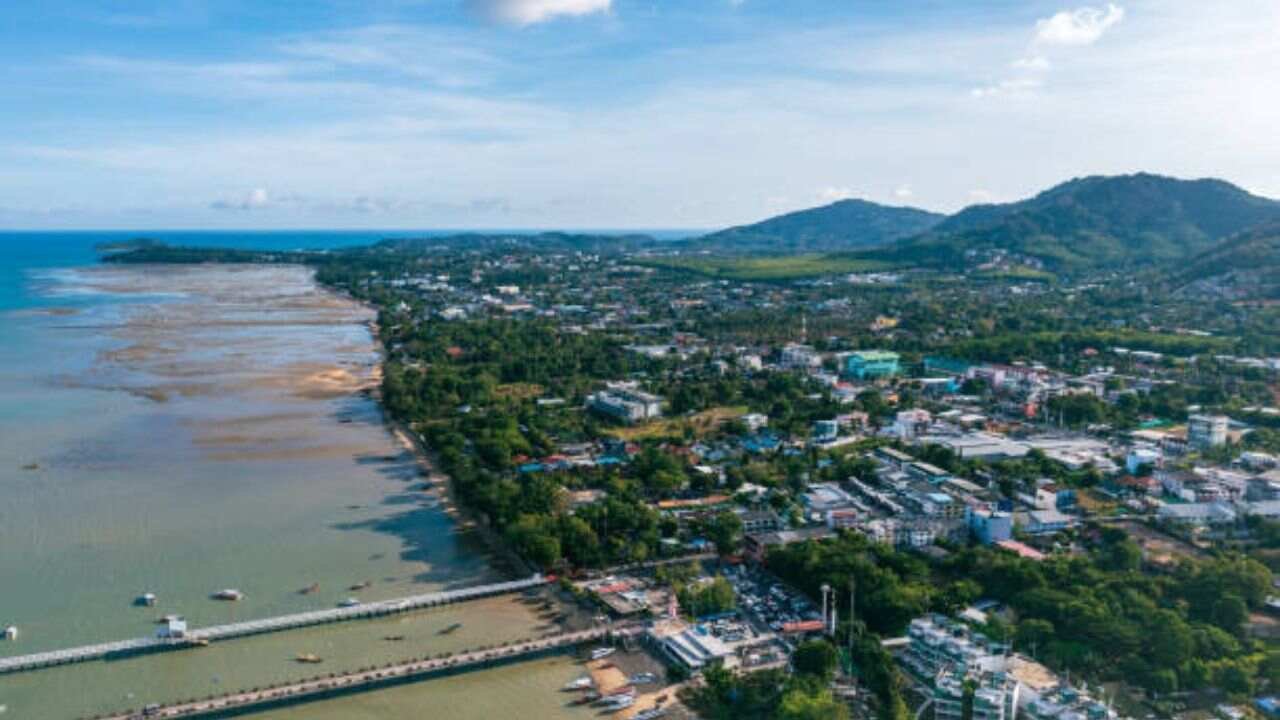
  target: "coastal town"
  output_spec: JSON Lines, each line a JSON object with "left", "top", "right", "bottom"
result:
{"left": 67, "top": 233, "right": 1277, "bottom": 720}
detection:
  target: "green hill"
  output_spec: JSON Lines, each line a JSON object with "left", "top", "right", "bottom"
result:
{"left": 1173, "top": 220, "right": 1280, "bottom": 299}
{"left": 689, "top": 198, "right": 944, "bottom": 254}
{"left": 859, "top": 174, "right": 1280, "bottom": 273}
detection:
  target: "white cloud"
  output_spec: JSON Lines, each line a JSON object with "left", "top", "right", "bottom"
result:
{"left": 818, "top": 187, "right": 857, "bottom": 203}
{"left": 894, "top": 184, "right": 914, "bottom": 200}
{"left": 211, "top": 188, "right": 272, "bottom": 210}
{"left": 469, "top": 0, "right": 612, "bottom": 26}
{"left": 971, "top": 77, "right": 1042, "bottom": 99}
{"left": 1035, "top": 4, "right": 1125, "bottom": 46}
{"left": 968, "top": 189, "right": 997, "bottom": 204}
{"left": 1012, "top": 55, "right": 1051, "bottom": 71}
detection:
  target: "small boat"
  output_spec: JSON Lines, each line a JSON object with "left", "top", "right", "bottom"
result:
{"left": 135, "top": 593, "right": 158, "bottom": 607}
{"left": 20, "top": 463, "right": 39, "bottom": 471}
{"left": 2, "top": 626, "right": 17, "bottom": 641}
{"left": 570, "top": 692, "right": 600, "bottom": 706}
{"left": 212, "top": 589, "right": 244, "bottom": 601}
{"left": 383, "top": 635, "right": 406, "bottom": 642}
{"left": 438, "top": 622, "right": 463, "bottom": 635}
{"left": 562, "top": 675, "right": 594, "bottom": 691}
{"left": 299, "top": 583, "right": 319, "bottom": 595}
{"left": 154, "top": 614, "right": 184, "bottom": 625}
{"left": 188, "top": 638, "right": 210, "bottom": 647}
{"left": 603, "top": 685, "right": 635, "bottom": 698}
{"left": 628, "top": 672, "right": 657, "bottom": 685}
{"left": 589, "top": 647, "right": 615, "bottom": 660}
{"left": 600, "top": 695, "right": 635, "bottom": 712}
{"left": 296, "top": 653, "right": 323, "bottom": 664}
{"left": 634, "top": 709, "right": 667, "bottom": 720}
{"left": 348, "top": 581, "right": 372, "bottom": 591}
{"left": 338, "top": 598, "right": 361, "bottom": 608}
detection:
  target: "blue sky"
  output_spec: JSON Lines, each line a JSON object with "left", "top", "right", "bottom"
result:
{"left": 2, "top": 0, "right": 1278, "bottom": 229}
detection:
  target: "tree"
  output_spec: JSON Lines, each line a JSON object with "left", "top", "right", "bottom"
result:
{"left": 777, "top": 688, "right": 849, "bottom": 720}
{"left": 1098, "top": 539, "right": 1142, "bottom": 573}
{"left": 706, "top": 510, "right": 744, "bottom": 556}
{"left": 792, "top": 640, "right": 839, "bottom": 681}
{"left": 1211, "top": 594, "right": 1248, "bottom": 636}
{"left": 1015, "top": 619, "right": 1055, "bottom": 654}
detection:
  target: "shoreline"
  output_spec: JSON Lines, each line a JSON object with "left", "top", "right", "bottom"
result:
{"left": 322, "top": 280, "right": 535, "bottom": 580}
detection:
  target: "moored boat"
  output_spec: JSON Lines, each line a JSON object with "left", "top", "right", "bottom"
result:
{"left": 212, "top": 589, "right": 244, "bottom": 601}
{"left": 562, "top": 675, "right": 594, "bottom": 691}
{"left": 589, "top": 646, "right": 615, "bottom": 660}
{"left": 296, "top": 653, "right": 323, "bottom": 664}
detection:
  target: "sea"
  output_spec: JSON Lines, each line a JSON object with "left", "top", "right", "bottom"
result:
{"left": 0, "top": 231, "right": 676, "bottom": 719}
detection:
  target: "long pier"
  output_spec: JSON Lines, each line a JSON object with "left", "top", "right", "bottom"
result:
{"left": 0, "top": 574, "right": 548, "bottom": 676}
{"left": 90, "top": 625, "right": 636, "bottom": 720}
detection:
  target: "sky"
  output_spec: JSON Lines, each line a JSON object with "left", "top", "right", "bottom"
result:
{"left": 1, "top": 0, "right": 1278, "bottom": 230}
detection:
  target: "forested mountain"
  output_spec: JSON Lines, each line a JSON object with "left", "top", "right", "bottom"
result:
{"left": 1174, "top": 220, "right": 1280, "bottom": 299}
{"left": 689, "top": 198, "right": 944, "bottom": 254}
{"left": 858, "top": 174, "right": 1280, "bottom": 272}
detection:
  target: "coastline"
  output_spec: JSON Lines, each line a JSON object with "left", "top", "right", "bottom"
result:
{"left": 324, "top": 282, "right": 536, "bottom": 580}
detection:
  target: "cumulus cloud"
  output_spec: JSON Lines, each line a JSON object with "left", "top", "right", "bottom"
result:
{"left": 894, "top": 185, "right": 914, "bottom": 200}
{"left": 1035, "top": 4, "right": 1125, "bottom": 46}
{"left": 211, "top": 187, "right": 271, "bottom": 210}
{"left": 469, "top": 0, "right": 612, "bottom": 26}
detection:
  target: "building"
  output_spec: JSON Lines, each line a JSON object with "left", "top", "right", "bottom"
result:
{"left": 1157, "top": 501, "right": 1238, "bottom": 526}
{"left": 891, "top": 409, "right": 932, "bottom": 440}
{"left": 587, "top": 382, "right": 663, "bottom": 423}
{"left": 1126, "top": 446, "right": 1161, "bottom": 475}
{"left": 737, "top": 509, "right": 782, "bottom": 534}
{"left": 654, "top": 626, "right": 734, "bottom": 670}
{"left": 780, "top": 343, "right": 822, "bottom": 369}
{"left": 813, "top": 419, "right": 840, "bottom": 443}
{"left": 1188, "top": 414, "right": 1229, "bottom": 449}
{"left": 844, "top": 350, "right": 901, "bottom": 380}
{"left": 968, "top": 507, "right": 1013, "bottom": 545}
{"left": 1019, "top": 509, "right": 1076, "bottom": 535}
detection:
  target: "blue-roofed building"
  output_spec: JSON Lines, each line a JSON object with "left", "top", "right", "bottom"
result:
{"left": 845, "top": 350, "right": 901, "bottom": 380}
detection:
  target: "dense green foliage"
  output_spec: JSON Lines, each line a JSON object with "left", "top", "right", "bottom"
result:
{"left": 688, "top": 198, "right": 943, "bottom": 254}
{"left": 861, "top": 173, "right": 1280, "bottom": 272}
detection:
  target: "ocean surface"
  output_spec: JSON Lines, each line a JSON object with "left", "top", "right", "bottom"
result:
{"left": 0, "top": 231, "right": 633, "bottom": 719}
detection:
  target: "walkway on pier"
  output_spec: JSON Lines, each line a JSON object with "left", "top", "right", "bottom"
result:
{"left": 92, "top": 625, "right": 636, "bottom": 720}
{"left": 0, "top": 575, "right": 548, "bottom": 676}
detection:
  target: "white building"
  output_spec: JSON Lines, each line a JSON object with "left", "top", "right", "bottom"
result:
{"left": 780, "top": 343, "right": 822, "bottom": 369}
{"left": 1188, "top": 414, "right": 1229, "bottom": 449}
{"left": 588, "top": 382, "right": 663, "bottom": 424}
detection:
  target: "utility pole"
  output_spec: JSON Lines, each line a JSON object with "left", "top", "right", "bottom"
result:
{"left": 821, "top": 583, "right": 832, "bottom": 637}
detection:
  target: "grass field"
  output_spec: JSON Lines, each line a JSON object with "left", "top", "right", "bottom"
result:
{"left": 636, "top": 254, "right": 891, "bottom": 281}
{"left": 604, "top": 405, "right": 748, "bottom": 441}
